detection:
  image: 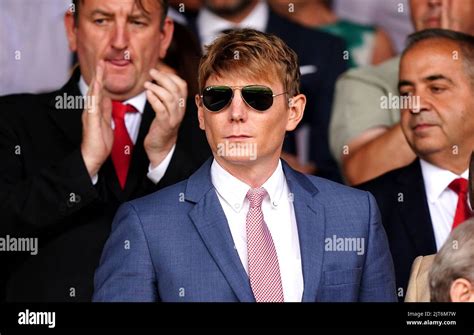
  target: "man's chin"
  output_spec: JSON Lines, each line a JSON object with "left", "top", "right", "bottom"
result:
{"left": 104, "top": 81, "right": 138, "bottom": 99}
{"left": 227, "top": 155, "right": 258, "bottom": 161}
{"left": 412, "top": 143, "right": 444, "bottom": 158}
{"left": 216, "top": 156, "right": 260, "bottom": 168}
{"left": 208, "top": 0, "right": 253, "bottom": 18}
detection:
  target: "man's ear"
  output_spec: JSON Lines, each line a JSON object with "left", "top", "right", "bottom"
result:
{"left": 64, "top": 11, "right": 78, "bottom": 52}
{"left": 285, "top": 94, "right": 306, "bottom": 132}
{"left": 158, "top": 18, "right": 174, "bottom": 59}
{"left": 195, "top": 94, "right": 205, "bottom": 131}
{"left": 450, "top": 278, "right": 474, "bottom": 302}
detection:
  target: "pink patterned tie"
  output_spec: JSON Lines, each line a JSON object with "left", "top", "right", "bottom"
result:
{"left": 246, "top": 187, "right": 284, "bottom": 302}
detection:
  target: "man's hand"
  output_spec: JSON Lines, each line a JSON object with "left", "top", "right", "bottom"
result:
{"left": 144, "top": 69, "right": 187, "bottom": 169}
{"left": 81, "top": 61, "right": 113, "bottom": 178}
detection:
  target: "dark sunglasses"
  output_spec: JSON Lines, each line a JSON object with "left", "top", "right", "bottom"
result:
{"left": 200, "top": 85, "right": 287, "bottom": 112}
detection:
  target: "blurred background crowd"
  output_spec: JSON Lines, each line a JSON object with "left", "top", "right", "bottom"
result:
{"left": 1, "top": 0, "right": 474, "bottom": 302}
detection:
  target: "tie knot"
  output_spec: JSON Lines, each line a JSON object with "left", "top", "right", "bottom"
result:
{"left": 112, "top": 101, "right": 137, "bottom": 119}
{"left": 246, "top": 187, "right": 267, "bottom": 208}
{"left": 449, "top": 178, "right": 469, "bottom": 195}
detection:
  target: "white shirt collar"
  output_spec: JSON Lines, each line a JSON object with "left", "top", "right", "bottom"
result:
{"left": 78, "top": 76, "right": 146, "bottom": 114}
{"left": 211, "top": 158, "right": 286, "bottom": 213}
{"left": 197, "top": 1, "right": 269, "bottom": 50}
{"left": 419, "top": 159, "right": 469, "bottom": 204}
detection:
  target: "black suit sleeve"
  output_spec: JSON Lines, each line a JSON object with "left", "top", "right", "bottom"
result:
{"left": 0, "top": 111, "right": 99, "bottom": 236}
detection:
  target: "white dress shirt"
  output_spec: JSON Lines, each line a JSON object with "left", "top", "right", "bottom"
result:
{"left": 78, "top": 77, "right": 175, "bottom": 185}
{"left": 420, "top": 159, "right": 471, "bottom": 249}
{"left": 196, "top": 0, "right": 269, "bottom": 49}
{"left": 210, "top": 159, "right": 304, "bottom": 302}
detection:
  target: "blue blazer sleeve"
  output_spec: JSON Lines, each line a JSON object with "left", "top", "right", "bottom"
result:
{"left": 360, "top": 192, "right": 397, "bottom": 302}
{"left": 93, "top": 202, "right": 158, "bottom": 302}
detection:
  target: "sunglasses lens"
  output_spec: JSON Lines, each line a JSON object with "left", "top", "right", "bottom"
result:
{"left": 242, "top": 86, "right": 274, "bottom": 111}
{"left": 202, "top": 86, "right": 233, "bottom": 112}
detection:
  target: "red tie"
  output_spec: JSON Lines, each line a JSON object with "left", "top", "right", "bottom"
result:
{"left": 448, "top": 178, "right": 472, "bottom": 229}
{"left": 111, "top": 101, "right": 137, "bottom": 189}
{"left": 246, "top": 187, "right": 284, "bottom": 302}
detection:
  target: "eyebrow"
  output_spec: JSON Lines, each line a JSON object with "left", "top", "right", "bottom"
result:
{"left": 90, "top": 9, "right": 114, "bottom": 17}
{"left": 129, "top": 13, "right": 151, "bottom": 21}
{"left": 398, "top": 74, "right": 455, "bottom": 90}
{"left": 398, "top": 80, "right": 413, "bottom": 91}
{"left": 90, "top": 9, "right": 151, "bottom": 21}
{"left": 424, "top": 74, "right": 454, "bottom": 85}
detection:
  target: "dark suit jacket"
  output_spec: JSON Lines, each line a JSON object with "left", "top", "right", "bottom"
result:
{"left": 0, "top": 69, "right": 210, "bottom": 301}
{"left": 189, "top": 9, "right": 348, "bottom": 182}
{"left": 357, "top": 160, "right": 437, "bottom": 301}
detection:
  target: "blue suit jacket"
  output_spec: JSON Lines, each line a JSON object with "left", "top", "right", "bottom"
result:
{"left": 93, "top": 159, "right": 397, "bottom": 302}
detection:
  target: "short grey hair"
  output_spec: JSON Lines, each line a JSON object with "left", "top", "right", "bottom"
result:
{"left": 429, "top": 218, "right": 474, "bottom": 302}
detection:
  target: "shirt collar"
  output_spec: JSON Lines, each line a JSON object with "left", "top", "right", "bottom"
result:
{"left": 78, "top": 76, "right": 146, "bottom": 114}
{"left": 197, "top": 1, "right": 269, "bottom": 49}
{"left": 419, "top": 159, "right": 469, "bottom": 203}
{"left": 210, "top": 158, "right": 286, "bottom": 213}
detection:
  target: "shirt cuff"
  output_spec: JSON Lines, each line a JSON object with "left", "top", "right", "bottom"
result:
{"left": 147, "top": 144, "right": 176, "bottom": 184}
{"left": 91, "top": 174, "right": 98, "bottom": 185}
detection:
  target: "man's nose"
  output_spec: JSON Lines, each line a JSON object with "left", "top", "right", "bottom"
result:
{"left": 111, "top": 22, "right": 129, "bottom": 50}
{"left": 427, "top": 0, "right": 441, "bottom": 8}
{"left": 229, "top": 91, "right": 248, "bottom": 122}
{"left": 409, "top": 94, "right": 431, "bottom": 114}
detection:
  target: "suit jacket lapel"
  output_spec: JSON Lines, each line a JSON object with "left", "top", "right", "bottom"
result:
{"left": 282, "top": 161, "right": 325, "bottom": 302}
{"left": 186, "top": 159, "right": 255, "bottom": 302}
{"left": 188, "top": 17, "right": 201, "bottom": 47}
{"left": 46, "top": 69, "right": 84, "bottom": 146}
{"left": 396, "top": 159, "right": 437, "bottom": 254}
{"left": 120, "top": 102, "right": 155, "bottom": 199}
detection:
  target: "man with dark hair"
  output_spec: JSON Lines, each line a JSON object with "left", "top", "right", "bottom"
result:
{"left": 0, "top": 0, "right": 209, "bottom": 301}
{"left": 331, "top": 0, "right": 474, "bottom": 185}
{"left": 359, "top": 28, "right": 474, "bottom": 300}
{"left": 403, "top": 29, "right": 474, "bottom": 83}
{"left": 93, "top": 29, "right": 396, "bottom": 302}
{"left": 72, "top": 0, "right": 169, "bottom": 24}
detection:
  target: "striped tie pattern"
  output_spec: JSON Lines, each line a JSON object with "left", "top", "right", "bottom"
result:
{"left": 245, "top": 187, "right": 284, "bottom": 302}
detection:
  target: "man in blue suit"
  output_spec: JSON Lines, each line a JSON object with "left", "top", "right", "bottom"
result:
{"left": 93, "top": 29, "right": 397, "bottom": 302}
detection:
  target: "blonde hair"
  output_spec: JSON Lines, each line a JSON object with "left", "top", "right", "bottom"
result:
{"left": 198, "top": 28, "right": 300, "bottom": 97}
